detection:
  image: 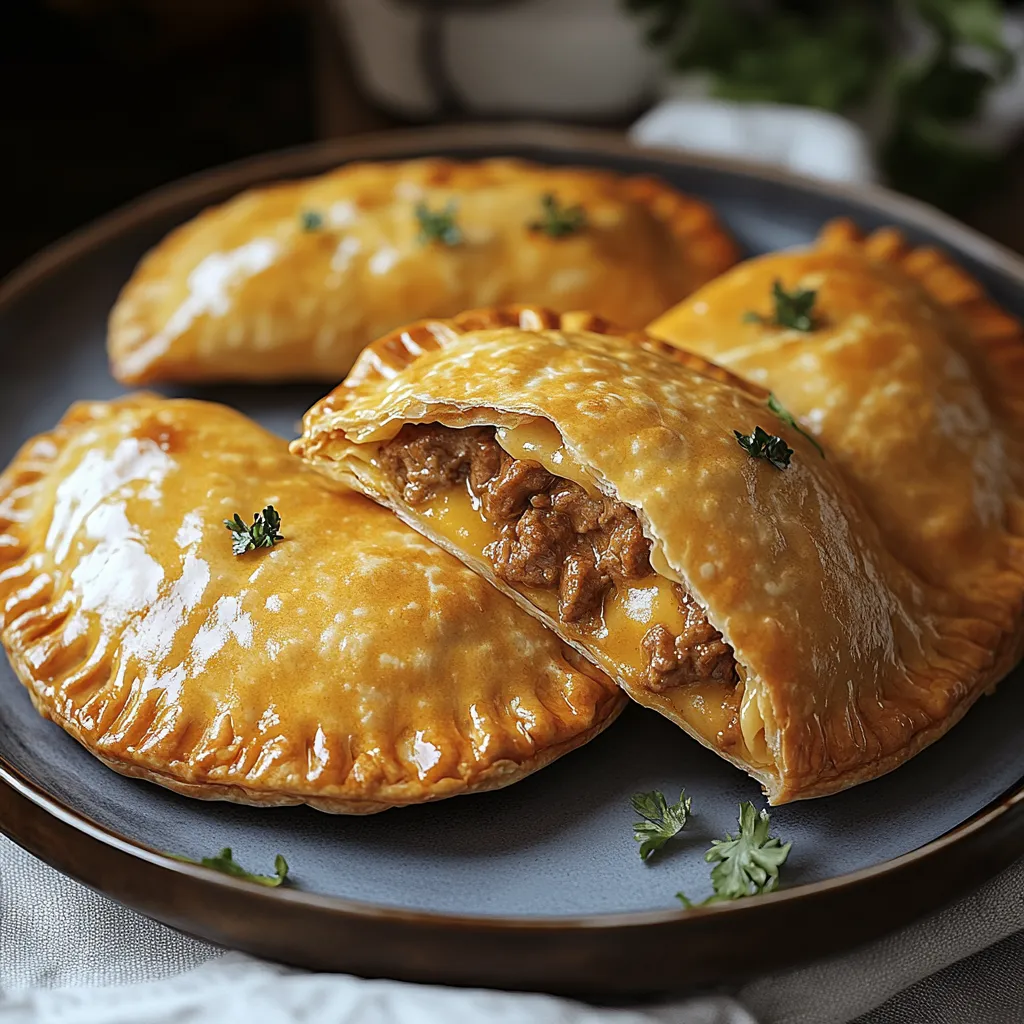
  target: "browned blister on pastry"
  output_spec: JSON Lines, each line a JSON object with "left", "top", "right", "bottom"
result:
{"left": 648, "top": 218, "right": 1024, "bottom": 672}
{"left": 294, "top": 308, "right": 1007, "bottom": 803}
{"left": 0, "top": 395, "right": 624, "bottom": 813}
{"left": 108, "top": 158, "right": 737, "bottom": 384}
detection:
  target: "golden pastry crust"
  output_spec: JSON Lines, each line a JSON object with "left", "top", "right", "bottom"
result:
{"left": 0, "top": 395, "right": 624, "bottom": 813}
{"left": 107, "top": 158, "right": 738, "bottom": 385}
{"left": 647, "top": 218, "right": 1024, "bottom": 676}
{"left": 294, "top": 308, "right": 1003, "bottom": 803}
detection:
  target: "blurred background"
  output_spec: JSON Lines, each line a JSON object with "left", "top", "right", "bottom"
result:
{"left": 4, "top": 0, "right": 1024, "bottom": 277}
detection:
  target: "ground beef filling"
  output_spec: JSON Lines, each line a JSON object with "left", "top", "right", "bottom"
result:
{"left": 639, "top": 589, "right": 737, "bottom": 692}
{"left": 379, "top": 423, "right": 737, "bottom": 690}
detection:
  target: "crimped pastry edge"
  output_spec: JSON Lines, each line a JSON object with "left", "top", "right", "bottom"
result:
{"left": 816, "top": 217, "right": 1024, "bottom": 675}
{"left": 302, "top": 304, "right": 765, "bottom": 441}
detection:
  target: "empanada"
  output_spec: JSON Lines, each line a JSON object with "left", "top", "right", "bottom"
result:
{"left": 108, "top": 158, "right": 737, "bottom": 384}
{"left": 648, "top": 219, "right": 1024, "bottom": 671}
{"left": 0, "top": 395, "right": 624, "bottom": 813}
{"left": 294, "top": 308, "right": 1006, "bottom": 803}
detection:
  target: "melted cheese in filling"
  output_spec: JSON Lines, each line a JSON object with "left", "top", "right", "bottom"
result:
{"left": 494, "top": 420, "right": 600, "bottom": 495}
{"left": 382, "top": 420, "right": 769, "bottom": 763}
{"left": 415, "top": 483, "right": 762, "bottom": 756}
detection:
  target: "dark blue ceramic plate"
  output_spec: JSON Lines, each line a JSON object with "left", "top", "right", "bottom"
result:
{"left": 1, "top": 125, "right": 1022, "bottom": 994}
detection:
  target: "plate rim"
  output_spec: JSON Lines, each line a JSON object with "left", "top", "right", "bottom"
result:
{"left": 2, "top": 122, "right": 1024, "bottom": 990}
{"left": 1, "top": 750, "right": 1023, "bottom": 929}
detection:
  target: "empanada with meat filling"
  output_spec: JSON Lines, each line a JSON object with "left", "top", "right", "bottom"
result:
{"left": 0, "top": 395, "right": 624, "bottom": 813}
{"left": 294, "top": 308, "right": 1011, "bottom": 803}
{"left": 648, "top": 219, "right": 1024, "bottom": 676}
{"left": 108, "top": 158, "right": 736, "bottom": 384}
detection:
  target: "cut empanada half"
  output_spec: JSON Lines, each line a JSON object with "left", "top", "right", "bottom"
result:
{"left": 108, "top": 157, "right": 737, "bottom": 385}
{"left": 647, "top": 218, "right": 1024, "bottom": 673}
{"left": 294, "top": 308, "right": 1002, "bottom": 803}
{"left": 0, "top": 395, "right": 624, "bottom": 813}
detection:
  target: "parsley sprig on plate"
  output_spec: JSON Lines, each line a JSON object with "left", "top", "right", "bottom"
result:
{"left": 224, "top": 505, "right": 283, "bottom": 555}
{"left": 629, "top": 792, "right": 792, "bottom": 905}
{"left": 175, "top": 847, "right": 289, "bottom": 887}
{"left": 677, "top": 802, "right": 792, "bottom": 907}
{"left": 632, "top": 789, "right": 692, "bottom": 862}
{"left": 744, "top": 280, "right": 818, "bottom": 331}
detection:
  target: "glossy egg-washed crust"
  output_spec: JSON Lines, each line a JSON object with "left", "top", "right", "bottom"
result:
{"left": 107, "top": 158, "right": 737, "bottom": 385}
{"left": 295, "top": 308, "right": 1005, "bottom": 803}
{"left": 0, "top": 395, "right": 624, "bottom": 813}
{"left": 648, "top": 218, "right": 1024, "bottom": 676}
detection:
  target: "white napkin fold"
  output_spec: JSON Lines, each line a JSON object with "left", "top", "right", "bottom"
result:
{"left": 630, "top": 99, "right": 877, "bottom": 184}
{"left": 2, "top": 833, "right": 1021, "bottom": 1024}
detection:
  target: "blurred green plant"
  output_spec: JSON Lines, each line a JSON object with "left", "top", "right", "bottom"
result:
{"left": 623, "top": 0, "right": 1017, "bottom": 210}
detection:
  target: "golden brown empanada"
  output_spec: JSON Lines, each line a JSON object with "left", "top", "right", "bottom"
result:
{"left": 648, "top": 219, "right": 1024, "bottom": 674}
{"left": 108, "top": 158, "right": 737, "bottom": 385}
{"left": 293, "top": 308, "right": 1008, "bottom": 803}
{"left": 0, "top": 395, "right": 624, "bottom": 813}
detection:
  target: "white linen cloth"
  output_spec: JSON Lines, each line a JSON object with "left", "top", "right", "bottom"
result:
{"left": 1, "top": 833, "right": 1021, "bottom": 1023}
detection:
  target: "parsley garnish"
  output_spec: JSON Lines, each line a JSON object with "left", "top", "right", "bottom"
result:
{"left": 676, "top": 802, "right": 791, "bottom": 907}
{"left": 768, "top": 393, "right": 824, "bottom": 458}
{"left": 632, "top": 789, "right": 692, "bottom": 862}
{"left": 415, "top": 201, "right": 462, "bottom": 246}
{"left": 224, "top": 505, "right": 283, "bottom": 555}
{"left": 734, "top": 426, "right": 793, "bottom": 469}
{"left": 744, "top": 280, "right": 818, "bottom": 331}
{"left": 299, "top": 209, "right": 324, "bottom": 232}
{"left": 175, "top": 848, "right": 289, "bottom": 887}
{"left": 530, "top": 193, "right": 588, "bottom": 238}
